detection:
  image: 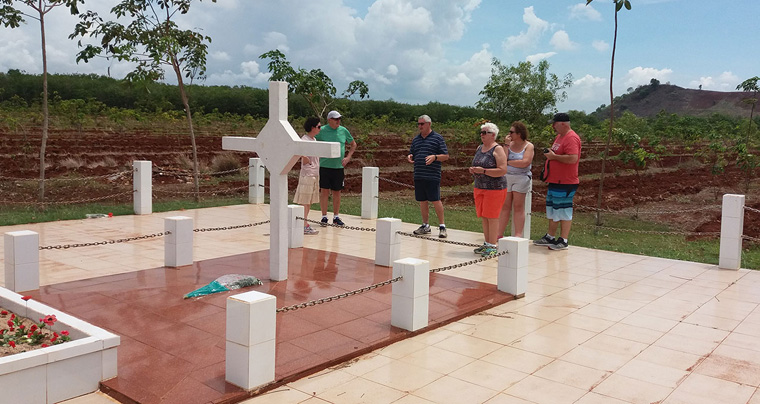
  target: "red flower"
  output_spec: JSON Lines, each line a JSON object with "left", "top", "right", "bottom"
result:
{"left": 50, "top": 335, "right": 58, "bottom": 343}
{"left": 53, "top": 332, "right": 59, "bottom": 338}
{"left": 10, "top": 314, "right": 15, "bottom": 320}
{"left": 0, "top": 329, "right": 5, "bottom": 334}
{"left": 108, "top": 212, "right": 113, "bottom": 217}
{"left": 8, "top": 341, "right": 16, "bottom": 348}
{"left": 0, "top": 310, "right": 7, "bottom": 315}
{"left": 21, "top": 296, "right": 32, "bottom": 301}
{"left": 61, "top": 330, "right": 69, "bottom": 336}
{"left": 41, "top": 315, "right": 57, "bottom": 326}
{"left": 41, "top": 344, "right": 49, "bottom": 348}
{"left": 6, "top": 320, "right": 12, "bottom": 327}
{"left": 19, "top": 324, "right": 25, "bottom": 330}
{"left": 29, "top": 325, "right": 37, "bottom": 332}
{"left": 27, "top": 332, "right": 33, "bottom": 338}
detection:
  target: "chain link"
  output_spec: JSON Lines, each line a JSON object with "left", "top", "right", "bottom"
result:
{"left": 301, "top": 217, "right": 376, "bottom": 232}
{"left": 430, "top": 250, "right": 508, "bottom": 273}
{"left": 745, "top": 206, "right": 760, "bottom": 215}
{"left": 39, "top": 231, "right": 169, "bottom": 250}
{"left": 531, "top": 190, "right": 720, "bottom": 215}
{"left": 194, "top": 220, "right": 270, "bottom": 233}
{"left": 570, "top": 221, "right": 720, "bottom": 237}
{"left": 0, "top": 170, "right": 132, "bottom": 182}
{"left": 0, "top": 190, "right": 136, "bottom": 206}
{"left": 153, "top": 185, "right": 249, "bottom": 196}
{"left": 742, "top": 234, "right": 760, "bottom": 243}
{"left": 276, "top": 276, "right": 403, "bottom": 312}
{"left": 397, "top": 231, "right": 482, "bottom": 247}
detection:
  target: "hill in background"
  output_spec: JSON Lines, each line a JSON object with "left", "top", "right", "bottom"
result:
{"left": 592, "top": 81, "right": 755, "bottom": 119}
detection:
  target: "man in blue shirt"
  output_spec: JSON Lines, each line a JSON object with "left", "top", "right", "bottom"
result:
{"left": 407, "top": 115, "right": 449, "bottom": 238}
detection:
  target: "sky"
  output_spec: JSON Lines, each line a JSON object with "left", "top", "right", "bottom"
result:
{"left": 0, "top": 0, "right": 758, "bottom": 114}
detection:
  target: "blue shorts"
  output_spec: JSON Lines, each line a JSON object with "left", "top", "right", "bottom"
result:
{"left": 546, "top": 183, "right": 578, "bottom": 221}
{"left": 414, "top": 179, "right": 441, "bottom": 202}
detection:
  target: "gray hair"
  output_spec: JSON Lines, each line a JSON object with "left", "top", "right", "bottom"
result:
{"left": 418, "top": 115, "right": 432, "bottom": 123}
{"left": 481, "top": 122, "right": 499, "bottom": 138}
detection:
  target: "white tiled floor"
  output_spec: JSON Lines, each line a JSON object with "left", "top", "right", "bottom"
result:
{"left": 4, "top": 204, "right": 759, "bottom": 404}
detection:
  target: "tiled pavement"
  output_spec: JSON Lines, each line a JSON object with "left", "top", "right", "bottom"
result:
{"left": 2, "top": 204, "right": 759, "bottom": 404}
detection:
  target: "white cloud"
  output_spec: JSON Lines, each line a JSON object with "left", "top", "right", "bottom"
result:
{"left": 563, "top": 74, "right": 607, "bottom": 111}
{"left": 211, "top": 51, "right": 231, "bottom": 61}
{"left": 569, "top": 3, "right": 602, "bottom": 21}
{"left": 207, "top": 60, "right": 270, "bottom": 85}
{"left": 354, "top": 67, "right": 393, "bottom": 85}
{"left": 503, "top": 6, "right": 549, "bottom": 51}
{"left": 550, "top": 31, "right": 577, "bottom": 51}
{"left": 526, "top": 52, "right": 556, "bottom": 64}
{"left": 592, "top": 40, "right": 609, "bottom": 52}
{"left": 624, "top": 66, "right": 673, "bottom": 88}
{"left": 689, "top": 71, "right": 740, "bottom": 91}
{"left": 386, "top": 64, "right": 398, "bottom": 76}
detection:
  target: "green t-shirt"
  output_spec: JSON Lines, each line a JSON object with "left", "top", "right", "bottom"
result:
{"left": 316, "top": 125, "right": 354, "bottom": 169}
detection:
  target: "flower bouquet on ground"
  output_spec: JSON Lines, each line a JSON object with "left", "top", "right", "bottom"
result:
{"left": 1, "top": 304, "right": 72, "bottom": 357}
{"left": 183, "top": 274, "right": 263, "bottom": 299}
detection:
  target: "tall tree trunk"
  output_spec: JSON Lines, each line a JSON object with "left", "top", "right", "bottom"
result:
{"left": 745, "top": 100, "right": 757, "bottom": 194}
{"left": 172, "top": 58, "right": 200, "bottom": 202}
{"left": 595, "top": 8, "right": 619, "bottom": 227}
{"left": 38, "top": 7, "right": 48, "bottom": 203}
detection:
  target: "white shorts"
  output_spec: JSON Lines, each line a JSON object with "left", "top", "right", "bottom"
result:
{"left": 293, "top": 175, "right": 320, "bottom": 205}
{"left": 506, "top": 175, "right": 532, "bottom": 193}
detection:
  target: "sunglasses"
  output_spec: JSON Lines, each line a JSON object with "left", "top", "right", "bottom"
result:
{"left": 508, "top": 130, "right": 516, "bottom": 134}
{"left": 316, "top": 125, "right": 322, "bottom": 129}
{"left": 480, "top": 131, "right": 492, "bottom": 135}
{"left": 417, "top": 122, "right": 427, "bottom": 126}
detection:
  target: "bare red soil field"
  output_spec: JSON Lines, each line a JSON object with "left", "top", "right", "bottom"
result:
{"left": 2, "top": 129, "right": 759, "bottom": 237}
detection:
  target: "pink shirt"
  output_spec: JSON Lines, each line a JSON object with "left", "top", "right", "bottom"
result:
{"left": 300, "top": 134, "right": 319, "bottom": 177}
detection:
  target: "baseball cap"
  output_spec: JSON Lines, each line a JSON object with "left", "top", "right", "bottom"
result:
{"left": 549, "top": 113, "right": 570, "bottom": 123}
{"left": 327, "top": 110, "right": 342, "bottom": 120}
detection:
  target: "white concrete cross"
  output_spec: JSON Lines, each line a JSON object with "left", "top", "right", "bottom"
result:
{"left": 223, "top": 81, "right": 340, "bottom": 281}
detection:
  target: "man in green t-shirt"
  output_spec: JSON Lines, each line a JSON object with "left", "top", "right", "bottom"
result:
{"left": 316, "top": 110, "right": 357, "bottom": 226}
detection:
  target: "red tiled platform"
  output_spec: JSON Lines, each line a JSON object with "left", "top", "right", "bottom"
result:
{"left": 26, "top": 248, "right": 514, "bottom": 404}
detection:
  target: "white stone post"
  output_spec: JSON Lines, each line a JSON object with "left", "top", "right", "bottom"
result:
{"left": 225, "top": 291, "right": 276, "bottom": 391}
{"left": 164, "top": 216, "right": 193, "bottom": 267}
{"left": 133, "top": 160, "right": 152, "bottom": 215}
{"left": 4, "top": 230, "right": 40, "bottom": 292}
{"left": 375, "top": 218, "right": 401, "bottom": 267}
{"left": 288, "top": 204, "right": 304, "bottom": 248}
{"left": 249, "top": 157, "right": 265, "bottom": 204}
{"left": 391, "top": 258, "right": 429, "bottom": 332}
{"left": 497, "top": 237, "right": 529, "bottom": 298}
{"left": 719, "top": 194, "right": 745, "bottom": 270}
{"left": 362, "top": 167, "right": 379, "bottom": 219}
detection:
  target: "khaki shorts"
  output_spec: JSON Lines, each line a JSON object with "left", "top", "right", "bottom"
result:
{"left": 506, "top": 174, "right": 532, "bottom": 193}
{"left": 293, "top": 175, "right": 320, "bottom": 205}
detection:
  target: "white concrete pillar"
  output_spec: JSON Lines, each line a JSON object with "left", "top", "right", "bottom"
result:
{"left": 4, "top": 230, "right": 40, "bottom": 292}
{"left": 391, "top": 258, "right": 429, "bottom": 332}
{"left": 288, "top": 204, "right": 304, "bottom": 248}
{"left": 164, "top": 216, "right": 193, "bottom": 267}
{"left": 362, "top": 167, "right": 379, "bottom": 219}
{"left": 133, "top": 160, "right": 152, "bottom": 215}
{"left": 497, "top": 237, "right": 529, "bottom": 298}
{"left": 719, "top": 194, "right": 745, "bottom": 270}
{"left": 249, "top": 157, "right": 265, "bottom": 204}
{"left": 375, "top": 218, "right": 401, "bottom": 267}
{"left": 225, "top": 290, "right": 276, "bottom": 391}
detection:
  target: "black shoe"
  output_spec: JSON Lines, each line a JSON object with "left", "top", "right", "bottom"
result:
{"left": 549, "top": 237, "right": 568, "bottom": 250}
{"left": 333, "top": 217, "right": 345, "bottom": 226}
{"left": 533, "top": 234, "right": 555, "bottom": 246}
{"left": 320, "top": 217, "right": 328, "bottom": 227}
{"left": 413, "top": 224, "right": 431, "bottom": 235}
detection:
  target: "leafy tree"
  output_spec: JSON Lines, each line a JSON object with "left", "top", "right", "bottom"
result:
{"left": 1, "top": 0, "right": 83, "bottom": 202}
{"left": 736, "top": 76, "right": 759, "bottom": 192}
{"left": 586, "top": 0, "right": 632, "bottom": 226}
{"left": 259, "top": 49, "right": 369, "bottom": 119}
{"left": 477, "top": 59, "right": 572, "bottom": 127}
{"left": 70, "top": 0, "right": 216, "bottom": 201}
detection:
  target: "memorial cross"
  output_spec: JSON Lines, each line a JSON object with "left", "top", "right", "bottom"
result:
{"left": 222, "top": 81, "right": 339, "bottom": 281}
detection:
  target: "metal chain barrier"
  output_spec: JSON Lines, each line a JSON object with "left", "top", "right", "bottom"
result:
{"left": 0, "top": 170, "right": 132, "bottom": 182}
{"left": 742, "top": 235, "right": 760, "bottom": 243}
{"left": 531, "top": 190, "right": 720, "bottom": 215}
{"left": 39, "top": 231, "right": 169, "bottom": 250}
{"left": 155, "top": 166, "right": 248, "bottom": 176}
{"left": 745, "top": 206, "right": 760, "bottom": 215}
{"left": 194, "top": 220, "right": 271, "bottom": 233}
{"left": 570, "top": 220, "right": 720, "bottom": 237}
{"left": 397, "top": 231, "right": 482, "bottom": 248}
{"left": 0, "top": 190, "right": 136, "bottom": 205}
{"left": 301, "top": 217, "right": 376, "bottom": 232}
{"left": 276, "top": 276, "right": 403, "bottom": 312}
{"left": 430, "top": 250, "right": 508, "bottom": 273}
{"left": 153, "top": 185, "right": 250, "bottom": 196}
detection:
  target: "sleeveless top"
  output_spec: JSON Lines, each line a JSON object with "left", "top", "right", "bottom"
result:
{"left": 472, "top": 145, "right": 507, "bottom": 190}
{"left": 507, "top": 143, "right": 532, "bottom": 177}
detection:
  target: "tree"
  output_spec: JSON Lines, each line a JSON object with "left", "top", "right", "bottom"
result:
{"left": 70, "top": 0, "right": 216, "bottom": 201}
{"left": 1, "top": 0, "right": 83, "bottom": 202}
{"left": 477, "top": 59, "right": 572, "bottom": 128}
{"left": 586, "top": 0, "right": 632, "bottom": 226}
{"left": 736, "top": 76, "right": 759, "bottom": 193}
{"left": 259, "top": 49, "right": 369, "bottom": 119}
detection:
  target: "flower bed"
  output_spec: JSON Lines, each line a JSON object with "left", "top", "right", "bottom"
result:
{"left": 0, "top": 287, "right": 120, "bottom": 404}
{"left": 1, "top": 297, "right": 72, "bottom": 356}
